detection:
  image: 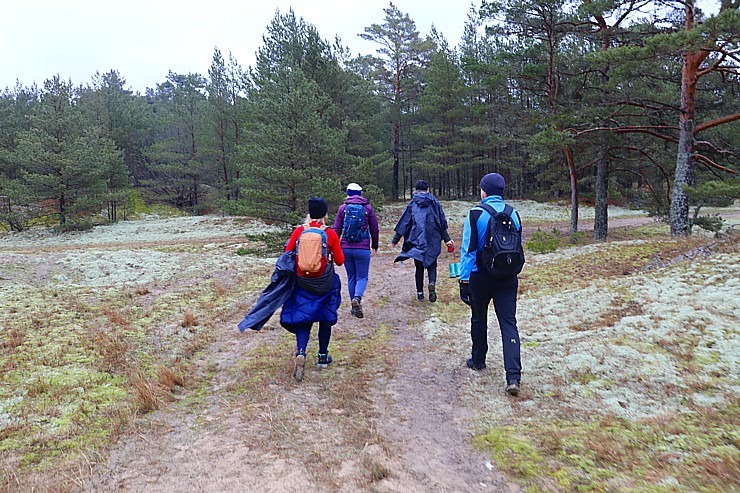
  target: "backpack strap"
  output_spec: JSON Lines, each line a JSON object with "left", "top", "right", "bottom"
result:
{"left": 479, "top": 203, "right": 497, "bottom": 218}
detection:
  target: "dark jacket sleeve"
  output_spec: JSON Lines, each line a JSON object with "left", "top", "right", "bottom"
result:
{"left": 237, "top": 251, "right": 296, "bottom": 332}
{"left": 435, "top": 201, "right": 451, "bottom": 243}
{"left": 393, "top": 204, "right": 413, "bottom": 239}
{"left": 367, "top": 204, "right": 380, "bottom": 249}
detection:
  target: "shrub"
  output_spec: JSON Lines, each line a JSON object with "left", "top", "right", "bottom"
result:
{"left": 692, "top": 214, "right": 724, "bottom": 233}
{"left": 526, "top": 228, "right": 560, "bottom": 253}
{"left": 237, "top": 230, "right": 290, "bottom": 256}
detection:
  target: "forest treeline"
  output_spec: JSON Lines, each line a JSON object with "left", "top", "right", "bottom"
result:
{"left": 0, "top": 1, "right": 738, "bottom": 238}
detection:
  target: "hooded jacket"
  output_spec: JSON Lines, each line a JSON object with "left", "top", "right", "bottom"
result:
{"left": 392, "top": 191, "right": 451, "bottom": 268}
{"left": 333, "top": 195, "right": 380, "bottom": 250}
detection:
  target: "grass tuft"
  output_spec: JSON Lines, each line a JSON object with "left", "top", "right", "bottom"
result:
{"left": 181, "top": 310, "right": 198, "bottom": 328}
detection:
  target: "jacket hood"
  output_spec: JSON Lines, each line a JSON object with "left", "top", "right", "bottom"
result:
{"left": 412, "top": 191, "right": 433, "bottom": 207}
{"left": 345, "top": 196, "right": 370, "bottom": 205}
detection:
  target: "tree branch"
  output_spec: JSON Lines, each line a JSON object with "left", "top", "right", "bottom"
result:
{"left": 695, "top": 113, "right": 740, "bottom": 133}
{"left": 694, "top": 154, "right": 737, "bottom": 174}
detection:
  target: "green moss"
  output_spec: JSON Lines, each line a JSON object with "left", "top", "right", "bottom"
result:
{"left": 473, "top": 428, "right": 546, "bottom": 480}
{"left": 473, "top": 403, "right": 738, "bottom": 493}
{"left": 520, "top": 240, "right": 707, "bottom": 296}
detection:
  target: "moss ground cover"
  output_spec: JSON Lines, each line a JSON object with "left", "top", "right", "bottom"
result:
{"left": 0, "top": 238, "right": 273, "bottom": 480}
{"left": 457, "top": 232, "right": 739, "bottom": 492}
{"left": 1, "top": 202, "right": 737, "bottom": 491}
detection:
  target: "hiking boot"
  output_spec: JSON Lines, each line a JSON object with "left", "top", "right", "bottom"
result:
{"left": 317, "top": 353, "right": 333, "bottom": 368}
{"left": 428, "top": 283, "right": 437, "bottom": 303}
{"left": 351, "top": 297, "right": 364, "bottom": 319}
{"left": 505, "top": 381, "right": 520, "bottom": 396}
{"left": 417, "top": 292, "right": 424, "bottom": 301}
{"left": 466, "top": 358, "right": 486, "bottom": 371}
{"left": 293, "top": 351, "right": 306, "bottom": 382}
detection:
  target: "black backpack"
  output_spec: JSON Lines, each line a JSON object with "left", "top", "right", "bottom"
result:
{"left": 470, "top": 203, "right": 524, "bottom": 278}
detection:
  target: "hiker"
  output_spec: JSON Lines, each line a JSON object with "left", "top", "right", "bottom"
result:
{"left": 332, "top": 183, "right": 379, "bottom": 319}
{"left": 458, "top": 173, "right": 524, "bottom": 396}
{"left": 279, "top": 197, "right": 345, "bottom": 381}
{"left": 391, "top": 180, "right": 454, "bottom": 302}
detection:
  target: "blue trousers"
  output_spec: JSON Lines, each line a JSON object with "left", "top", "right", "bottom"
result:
{"left": 343, "top": 248, "right": 371, "bottom": 299}
{"left": 469, "top": 272, "right": 521, "bottom": 383}
{"left": 295, "top": 322, "right": 332, "bottom": 355}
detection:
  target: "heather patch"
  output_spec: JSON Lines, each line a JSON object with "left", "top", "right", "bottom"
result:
{"left": 2, "top": 208, "right": 737, "bottom": 490}
{"left": 448, "top": 237, "right": 739, "bottom": 491}
{"left": 381, "top": 199, "right": 647, "bottom": 230}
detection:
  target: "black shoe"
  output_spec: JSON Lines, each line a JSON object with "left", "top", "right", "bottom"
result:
{"left": 351, "top": 297, "right": 364, "bottom": 319}
{"left": 317, "top": 353, "right": 333, "bottom": 368}
{"left": 417, "top": 292, "right": 424, "bottom": 301}
{"left": 293, "top": 351, "right": 306, "bottom": 382}
{"left": 466, "top": 358, "right": 486, "bottom": 371}
{"left": 428, "top": 283, "right": 437, "bottom": 303}
{"left": 506, "top": 381, "right": 520, "bottom": 396}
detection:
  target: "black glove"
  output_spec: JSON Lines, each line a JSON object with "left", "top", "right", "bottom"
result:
{"left": 459, "top": 281, "right": 472, "bottom": 306}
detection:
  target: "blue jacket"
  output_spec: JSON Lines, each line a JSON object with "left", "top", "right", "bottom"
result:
{"left": 459, "top": 195, "right": 522, "bottom": 282}
{"left": 392, "top": 191, "right": 451, "bottom": 268}
{"left": 280, "top": 274, "right": 342, "bottom": 330}
{"left": 238, "top": 251, "right": 297, "bottom": 332}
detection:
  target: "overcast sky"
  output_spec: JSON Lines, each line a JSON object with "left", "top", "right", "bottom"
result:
{"left": 1, "top": 0, "right": 721, "bottom": 94}
{"left": 1, "top": 0, "right": 476, "bottom": 93}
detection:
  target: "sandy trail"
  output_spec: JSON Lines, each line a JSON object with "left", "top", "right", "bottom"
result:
{"left": 85, "top": 252, "right": 520, "bottom": 492}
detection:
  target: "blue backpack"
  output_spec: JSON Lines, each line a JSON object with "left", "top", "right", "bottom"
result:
{"left": 342, "top": 203, "right": 368, "bottom": 243}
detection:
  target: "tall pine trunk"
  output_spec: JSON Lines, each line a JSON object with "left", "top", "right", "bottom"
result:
{"left": 594, "top": 150, "right": 609, "bottom": 241}
{"left": 670, "top": 1, "right": 707, "bottom": 237}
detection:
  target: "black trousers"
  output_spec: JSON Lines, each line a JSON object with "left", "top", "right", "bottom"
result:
{"left": 469, "top": 271, "right": 521, "bottom": 383}
{"left": 414, "top": 259, "right": 437, "bottom": 292}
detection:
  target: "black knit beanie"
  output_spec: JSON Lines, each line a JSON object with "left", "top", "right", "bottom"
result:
{"left": 415, "top": 179, "right": 429, "bottom": 191}
{"left": 308, "top": 197, "right": 328, "bottom": 219}
{"left": 480, "top": 173, "right": 505, "bottom": 197}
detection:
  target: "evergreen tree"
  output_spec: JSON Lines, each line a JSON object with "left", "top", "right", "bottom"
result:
{"left": 415, "top": 30, "right": 467, "bottom": 197}
{"left": 233, "top": 9, "right": 352, "bottom": 224}
{"left": 207, "top": 48, "right": 241, "bottom": 201}
{"left": 361, "top": 2, "right": 434, "bottom": 200}
{"left": 145, "top": 72, "right": 209, "bottom": 212}
{"left": 13, "top": 76, "right": 120, "bottom": 225}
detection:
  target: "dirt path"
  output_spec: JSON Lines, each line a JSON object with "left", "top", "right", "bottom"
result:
{"left": 85, "top": 253, "right": 520, "bottom": 492}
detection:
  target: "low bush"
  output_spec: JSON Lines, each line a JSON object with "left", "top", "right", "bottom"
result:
{"left": 526, "top": 227, "right": 560, "bottom": 253}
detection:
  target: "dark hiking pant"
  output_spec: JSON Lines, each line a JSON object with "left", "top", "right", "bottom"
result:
{"left": 295, "top": 322, "right": 332, "bottom": 355}
{"left": 414, "top": 259, "right": 438, "bottom": 292}
{"left": 469, "top": 272, "right": 521, "bottom": 383}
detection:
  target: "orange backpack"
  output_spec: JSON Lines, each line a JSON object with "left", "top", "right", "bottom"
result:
{"left": 295, "top": 225, "right": 329, "bottom": 275}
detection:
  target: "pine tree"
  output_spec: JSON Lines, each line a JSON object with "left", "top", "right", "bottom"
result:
{"left": 13, "top": 76, "right": 118, "bottom": 225}
{"left": 361, "top": 2, "right": 434, "bottom": 200}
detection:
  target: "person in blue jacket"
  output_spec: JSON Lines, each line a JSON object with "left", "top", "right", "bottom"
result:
{"left": 458, "top": 173, "right": 524, "bottom": 396}
{"left": 392, "top": 180, "right": 454, "bottom": 302}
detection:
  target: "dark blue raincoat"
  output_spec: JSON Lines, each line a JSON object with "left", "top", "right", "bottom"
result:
{"left": 237, "top": 251, "right": 296, "bottom": 332}
{"left": 393, "top": 192, "right": 451, "bottom": 268}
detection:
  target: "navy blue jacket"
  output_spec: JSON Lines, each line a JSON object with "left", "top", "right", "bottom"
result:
{"left": 393, "top": 191, "right": 451, "bottom": 268}
{"left": 238, "top": 251, "right": 296, "bottom": 332}
{"left": 280, "top": 273, "right": 342, "bottom": 331}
